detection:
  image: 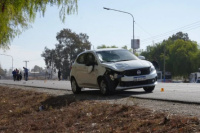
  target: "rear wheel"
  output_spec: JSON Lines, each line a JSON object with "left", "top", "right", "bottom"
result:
{"left": 71, "top": 78, "right": 81, "bottom": 94}
{"left": 143, "top": 86, "right": 155, "bottom": 93}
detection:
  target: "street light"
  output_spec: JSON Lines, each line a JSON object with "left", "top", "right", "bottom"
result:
{"left": 0, "top": 53, "right": 13, "bottom": 70}
{"left": 103, "top": 7, "right": 135, "bottom": 53}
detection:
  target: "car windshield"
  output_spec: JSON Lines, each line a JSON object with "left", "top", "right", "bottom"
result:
{"left": 96, "top": 49, "right": 138, "bottom": 63}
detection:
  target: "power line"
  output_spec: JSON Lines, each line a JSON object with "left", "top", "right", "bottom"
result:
{"left": 144, "top": 24, "right": 200, "bottom": 43}
{"left": 141, "top": 20, "right": 200, "bottom": 43}
{"left": 142, "top": 24, "right": 200, "bottom": 46}
{"left": 135, "top": 22, "right": 153, "bottom": 38}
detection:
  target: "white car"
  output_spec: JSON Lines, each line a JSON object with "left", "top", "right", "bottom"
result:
{"left": 70, "top": 48, "right": 157, "bottom": 95}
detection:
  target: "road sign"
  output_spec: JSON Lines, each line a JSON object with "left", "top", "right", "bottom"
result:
{"left": 131, "top": 39, "right": 140, "bottom": 49}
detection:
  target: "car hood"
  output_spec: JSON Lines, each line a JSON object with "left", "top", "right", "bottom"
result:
{"left": 101, "top": 60, "right": 152, "bottom": 71}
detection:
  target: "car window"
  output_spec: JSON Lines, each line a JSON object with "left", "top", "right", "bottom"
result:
{"left": 96, "top": 49, "right": 138, "bottom": 62}
{"left": 85, "top": 53, "right": 96, "bottom": 65}
{"left": 86, "top": 53, "right": 95, "bottom": 62}
{"left": 76, "top": 53, "right": 86, "bottom": 64}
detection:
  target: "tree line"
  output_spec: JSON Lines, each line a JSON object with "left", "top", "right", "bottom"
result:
{"left": 141, "top": 32, "right": 200, "bottom": 79}
{"left": 42, "top": 30, "right": 200, "bottom": 80}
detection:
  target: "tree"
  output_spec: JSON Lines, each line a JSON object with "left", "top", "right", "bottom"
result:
{"left": 31, "top": 65, "right": 44, "bottom": 72}
{"left": 0, "top": 0, "right": 78, "bottom": 49}
{"left": 0, "top": 64, "right": 6, "bottom": 76}
{"left": 168, "top": 39, "right": 198, "bottom": 78}
{"left": 121, "top": 45, "right": 127, "bottom": 49}
{"left": 168, "top": 32, "right": 190, "bottom": 41}
{"left": 142, "top": 32, "right": 189, "bottom": 61}
{"left": 141, "top": 42, "right": 166, "bottom": 71}
{"left": 41, "top": 47, "right": 55, "bottom": 69}
{"left": 194, "top": 50, "right": 200, "bottom": 71}
{"left": 41, "top": 29, "right": 91, "bottom": 79}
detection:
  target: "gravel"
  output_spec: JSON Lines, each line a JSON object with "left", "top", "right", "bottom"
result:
{"left": 2, "top": 84, "right": 200, "bottom": 119}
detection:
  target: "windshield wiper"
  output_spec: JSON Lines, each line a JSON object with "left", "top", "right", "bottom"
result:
{"left": 102, "top": 60, "right": 116, "bottom": 63}
{"left": 117, "top": 59, "right": 131, "bottom": 62}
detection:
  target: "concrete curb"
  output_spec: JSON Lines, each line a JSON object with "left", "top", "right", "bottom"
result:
{"left": 128, "top": 96, "right": 200, "bottom": 105}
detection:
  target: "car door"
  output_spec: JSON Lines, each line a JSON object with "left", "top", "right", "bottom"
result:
{"left": 82, "top": 53, "right": 98, "bottom": 87}
{"left": 74, "top": 53, "right": 88, "bottom": 86}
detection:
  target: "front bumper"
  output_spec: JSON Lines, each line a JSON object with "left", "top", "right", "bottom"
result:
{"left": 115, "top": 72, "right": 157, "bottom": 90}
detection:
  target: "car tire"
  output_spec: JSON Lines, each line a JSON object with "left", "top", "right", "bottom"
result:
{"left": 71, "top": 78, "right": 81, "bottom": 94}
{"left": 143, "top": 86, "right": 155, "bottom": 93}
{"left": 99, "top": 76, "right": 115, "bottom": 95}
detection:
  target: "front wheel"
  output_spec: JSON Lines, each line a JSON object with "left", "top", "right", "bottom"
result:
{"left": 99, "top": 77, "right": 115, "bottom": 95}
{"left": 100, "top": 78, "right": 109, "bottom": 95}
{"left": 71, "top": 78, "right": 81, "bottom": 94}
{"left": 143, "top": 86, "right": 155, "bottom": 93}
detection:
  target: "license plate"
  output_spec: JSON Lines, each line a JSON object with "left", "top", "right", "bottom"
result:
{"left": 133, "top": 76, "right": 146, "bottom": 81}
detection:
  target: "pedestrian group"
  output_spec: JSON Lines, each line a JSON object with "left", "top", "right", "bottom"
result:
{"left": 12, "top": 67, "right": 29, "bottom": 81}
{"left": 12, "top": 67, "right": 62, "bottom": 81}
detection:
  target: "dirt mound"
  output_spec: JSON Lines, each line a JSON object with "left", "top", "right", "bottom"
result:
{"left": 0, "top": 86, "right": 200, "bottom": 132}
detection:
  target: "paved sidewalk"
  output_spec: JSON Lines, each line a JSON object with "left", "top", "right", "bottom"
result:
{"left": 0, "top": 80, "right": 71, "bottom": 90}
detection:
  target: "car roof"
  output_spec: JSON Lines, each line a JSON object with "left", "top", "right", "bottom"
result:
{"left": 94, "top": 48, "right": 124, "bottom": 51}
{"left": 76, "top": 48, "right": 127, "bottom": 57}
{"left": 83, "top": 48, "right": 126, "bottom": 53}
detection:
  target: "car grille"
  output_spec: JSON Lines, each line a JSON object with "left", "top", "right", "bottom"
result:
{"left": 123, "top": 67, "right": 150, "bottom": 76}
{"left": 119, "top": 78, "right": 156, "bottom": 87}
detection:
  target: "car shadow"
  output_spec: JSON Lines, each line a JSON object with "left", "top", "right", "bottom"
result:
{"left": 115, "top": 90, "right": 152, "bottom": 97}
{"left": 40, "top": 89, "right": 151, "bottom": 110}
{"left": 79, "top": 89, "right": 151, "bottom": 99}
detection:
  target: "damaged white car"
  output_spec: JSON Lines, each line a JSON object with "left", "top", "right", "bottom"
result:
{"left": 70, "top": 48, "right": 157, "bottom": 95}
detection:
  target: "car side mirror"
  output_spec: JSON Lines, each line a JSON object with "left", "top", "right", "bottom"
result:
{"left": 151, "top": 61, "right": 159, "bottom": 70}
{"left": 138, "top": 56, "right": 145, "bottom": 60}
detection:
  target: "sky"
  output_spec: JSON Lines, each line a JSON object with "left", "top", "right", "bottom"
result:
{"left": 0, "top": 0, "right": 200, "bottom": 71}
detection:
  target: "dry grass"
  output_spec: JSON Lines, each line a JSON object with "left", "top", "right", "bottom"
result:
{"left": 0, "top": 86, "right": 200, "bottom": 133}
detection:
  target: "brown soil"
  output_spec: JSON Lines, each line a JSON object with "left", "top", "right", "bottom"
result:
{"left": 0, "top": 86, "right": 200, "bottom": 133}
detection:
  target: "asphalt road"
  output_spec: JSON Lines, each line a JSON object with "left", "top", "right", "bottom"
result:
{"left": 0, "top": 79, "right": 200, "bottom": 104}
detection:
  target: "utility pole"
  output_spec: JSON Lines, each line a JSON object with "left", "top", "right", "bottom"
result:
{"left": 51, "top": 55, "right": 53, "bottom": 79}
{"left": 23, "top": 61, "right": 29, "bottom": 68}
{"left": 163, "top": 45, "right": 165, "bottom": 82}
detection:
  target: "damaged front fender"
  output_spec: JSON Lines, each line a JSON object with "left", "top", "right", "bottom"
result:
{"left": 103, "top": 68, "right": 123, "bottom": 88}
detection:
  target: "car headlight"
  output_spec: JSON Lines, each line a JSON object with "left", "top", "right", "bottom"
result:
{"left": 105, "top": 67, "right": 123, "bottom": 80}
{"left": 150, "top": 65, "right": 155, "bottom": 72}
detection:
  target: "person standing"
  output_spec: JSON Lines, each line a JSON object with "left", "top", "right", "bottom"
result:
{"left": 16, "top": 68, "right": 19, "bottom": 81}
{"left": 19, "top": 71, "right": 22, "bottom": 81}
{"left": 12, "top": 70, "right": 16, "bottom": 81}
{"left": 58, "top": 69, "right": 61, "bottom": 81}
{"left": 23, "top": 67, "right": 29, "bottom": 81}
